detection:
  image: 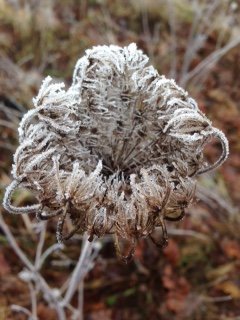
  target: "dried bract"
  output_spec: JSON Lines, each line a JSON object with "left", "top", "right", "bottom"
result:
{"left": 3, "top": 43, "right": 229, "bottom": 260}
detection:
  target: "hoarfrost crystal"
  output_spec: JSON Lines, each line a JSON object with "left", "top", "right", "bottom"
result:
{"left": 3, "top": 43, "right": 229, "bottom": 260}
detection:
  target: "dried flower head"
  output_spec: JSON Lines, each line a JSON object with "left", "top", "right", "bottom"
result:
{"left": 3, "top": 43, "right": 229, "bottom": 260}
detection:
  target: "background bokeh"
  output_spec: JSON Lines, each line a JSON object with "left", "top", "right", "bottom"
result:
{"left": 0, "top": 0, "right": 240, "bottom": 319}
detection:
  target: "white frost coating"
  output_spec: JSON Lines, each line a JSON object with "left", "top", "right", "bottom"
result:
{"left": 3, "top": 43, "right": 229, "bottom": 260}
{"left": 3, "top": 180, "right": 41, "bottom": 214}
{"left": 33, "top": 76, "right": 66, "bottom": 107}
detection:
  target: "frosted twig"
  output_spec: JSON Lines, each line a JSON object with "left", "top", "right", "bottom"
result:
{"left": 181, "top": 36, "right": 240, "bottom": 86}
{"left": 71, "top": 280, "right": 84, "bottom": 320}
{"left": 167, "top": 228, "right": 210, "bottom": 241}
{"left": 3, "top": 180, "right": 41, "bottom": 214}
{"left": 39, "top": 243, "right": 64, "bottom": 269}
{"left": 0, "top": 212, "right": 33, "bottom": 269}
{"left": 167, "top": 0, "right": 177, "bottom": 79}
{"left": 28, "top": 282, "right": 38, "bottom": 320}
{"left": 61, "top": 235, "right": 97, "bottom": 307}
{"left": 11, "top": 305, "right": 34, "bottom": 319}
{"left": 0, "top": 213, "right": 66, "bottom": 320}
{"left": 196, "top": 185, "right": 237, "bottom": 217}
{"left": 0, "top": 119, "right": 18, "bottom": 130}
{"left": 35, "top": 222, "right": 46, "bottom": 270}
{"left": 196, "top": 128, "right": 229, "bottom": 175}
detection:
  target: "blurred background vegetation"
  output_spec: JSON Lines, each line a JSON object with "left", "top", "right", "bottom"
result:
{"left": 0, "top": 0, "right": 240, "bottom": 319}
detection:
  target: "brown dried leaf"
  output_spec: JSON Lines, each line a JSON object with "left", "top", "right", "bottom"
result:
{"left": 162, "top": 274, "right": 175, "bottom": 290}
{"left": 88, "top": 309, "right": 112, "bottom": 320}
{"left": 166, "top": 295, "right": 186, "bottom": 314}
{"left": 216, "top": 281, "right": 240, "bottom": 299}
{"left": 221, "top": 239, "right": 240, "bottom": 260}
{"left": 207, "top": 263, "right": 236, "bottom": 279}
{"left": 0, "top": 251, "right": 10, "bottom": 276}
{"left": 37, "top": 303, "right": 57, "bottom": 320}
{"left": 163, "top": 239, "right": 180, "bottom": 266}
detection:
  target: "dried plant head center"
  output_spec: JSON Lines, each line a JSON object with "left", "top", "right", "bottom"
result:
{"left": 3, "top": 43, "right": 229, "bottom": 260}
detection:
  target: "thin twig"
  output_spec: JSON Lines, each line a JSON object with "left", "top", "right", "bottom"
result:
{"left": 0, "top": 212, "right": 66, "bottom": 320}
{"left": 0, "top": 212, "right": 33, "bottom": 270}
{"left": 167, "top": 0, "right": 177, "bottom": 79}
{"left": 11, "top": 305, "right": 33, "bottom": 319}
{"left": 35, "top": 222, "right": 46, "bottom": 270}
{"left": 203, "top": 295, "right": 232, "bottom": 303}
{"left": 39, "top": 243, "right": 64, "bottom": 269}
{"left": 168, "top": 227, "right": 210, "bottom": 241}
{"left": 181, "top": 36, "right": 240, "bottom": 86}
{"left": 61, "top": 235, "right": 95, "bottom": 307}
{"left": 28, "top": 282, "right": 38, "bottom": 320}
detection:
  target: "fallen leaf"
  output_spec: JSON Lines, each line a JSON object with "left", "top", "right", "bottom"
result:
{"left": 163, "top": 239, "right": 180, "bottom": 266}
{"left": 166, "top": 295, "right": 186, "bottom": 313}
{"left": 216, "top": 281, "right": 240, "bottom": 299}
{"left": 0, "top": 296, "right": 8, "bottom": 320}
{"left": 162, "top": 275, "right": 175, "bottom": 290}
{"left": 221, "top": 239, "right": 240, "bottom": 260}
{"left": 37, "top": 304, "right": 58, "bottom": 320}
{"left": 178, "top": 277, "right": 191, "bottom": 296}
{"left": 0, "top": 251, "right": 10, "bottom": 276}
{"left": 88, "top": 309, "right": 112, "bottom": 320}
{"left": 206, "top": 263, "right": 235, "bottom": 279}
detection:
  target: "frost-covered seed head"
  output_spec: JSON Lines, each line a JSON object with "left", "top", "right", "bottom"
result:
{"left": 3, "top": 43, "right": 229, "bottom": 261}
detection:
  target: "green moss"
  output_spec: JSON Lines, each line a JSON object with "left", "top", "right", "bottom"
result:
{"left": 106, "top": 294, "right": 118, "bottom": 307}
